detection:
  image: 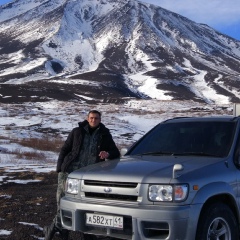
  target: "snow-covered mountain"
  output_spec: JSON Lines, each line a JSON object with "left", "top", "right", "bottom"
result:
{"left": 0, "top": 0, "right": 240, "bottom": 104}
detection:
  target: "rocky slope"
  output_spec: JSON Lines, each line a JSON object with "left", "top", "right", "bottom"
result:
{"left": 0, "top": 0, "right": 240, "bottom": 104}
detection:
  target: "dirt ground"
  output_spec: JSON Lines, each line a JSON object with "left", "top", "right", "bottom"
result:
{"left": 0, "top": 170, "right": 93, "bottom": 240}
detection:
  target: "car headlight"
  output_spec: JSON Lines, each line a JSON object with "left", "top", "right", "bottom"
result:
{"left": 149, "top": 184, "right": 188, "bottom": 202}
{"left": 65, "top": 178, "right": 79, "bottom": 194}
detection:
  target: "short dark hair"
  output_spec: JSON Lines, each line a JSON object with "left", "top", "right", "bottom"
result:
{"left": 88, "top": 110, "right": 101, "bottom": 117}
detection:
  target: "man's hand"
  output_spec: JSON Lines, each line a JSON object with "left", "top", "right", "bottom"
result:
{"left": 99, "top": 151, "right": 109, "bottom": 159}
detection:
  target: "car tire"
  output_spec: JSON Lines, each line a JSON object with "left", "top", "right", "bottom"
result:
{"left": 196, "top": 202, "right": 238, "bottom": 240}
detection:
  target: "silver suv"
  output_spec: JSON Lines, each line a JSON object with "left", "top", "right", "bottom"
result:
{"left": 60, "top": 116, "right": 240, "bottom": 240}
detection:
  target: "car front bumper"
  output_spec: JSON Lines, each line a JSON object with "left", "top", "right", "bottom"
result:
{"left": 60, "top": 197, "right": 202, "bottom": 240}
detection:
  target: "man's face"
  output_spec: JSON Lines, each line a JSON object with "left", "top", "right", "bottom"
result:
{"left": 87, "top": 113, "right": 101, "bottom": 128}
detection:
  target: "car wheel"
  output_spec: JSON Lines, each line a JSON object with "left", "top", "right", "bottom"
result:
{"left": 196, "top": 202, "right": 238, "bottom": 240}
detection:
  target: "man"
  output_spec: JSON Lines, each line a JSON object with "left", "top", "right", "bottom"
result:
{"left": 44, "top": 110, "right": 120, "bottom": 240}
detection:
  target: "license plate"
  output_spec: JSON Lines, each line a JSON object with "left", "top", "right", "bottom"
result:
{"left": 86, "top": 213, "right": 123, "bottom": 229}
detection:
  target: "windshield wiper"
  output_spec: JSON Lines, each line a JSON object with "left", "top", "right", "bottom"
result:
{"left": 173, "top": 152, "right": 219, "bottom": 157}
{"left": 136, "top": 151, "right": 175, "bottom": 156}
{"left": 134, "top": 151, "right": 220, "bottom": 157}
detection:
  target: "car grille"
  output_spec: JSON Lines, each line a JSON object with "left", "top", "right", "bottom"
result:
{"left": 85, "top": 192, "right": 138, "bottom": 201}
{"left": 84, "top": 180, "right": 138, "bottom": 188}
{"left": 83, "top": 180, "right": 139, "bottom": 202}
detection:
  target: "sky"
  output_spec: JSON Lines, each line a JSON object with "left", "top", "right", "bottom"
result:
{"left": 0, "top": 0, "right": 239, "bottom": 40}
{"left": 143, "top": 0, "right": 240, "bottom": 40}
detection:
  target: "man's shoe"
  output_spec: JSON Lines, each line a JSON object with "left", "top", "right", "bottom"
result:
{"left": 43, "top": 222, "right": 58, "bottom": 240}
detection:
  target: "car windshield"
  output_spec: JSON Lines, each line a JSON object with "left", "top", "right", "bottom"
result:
{"left": 128, "top": 121, "right": 236, "bottom": 158}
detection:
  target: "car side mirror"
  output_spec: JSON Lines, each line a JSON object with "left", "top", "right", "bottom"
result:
{"left": 120, "top": 148, "right": 128, "bottom": 156}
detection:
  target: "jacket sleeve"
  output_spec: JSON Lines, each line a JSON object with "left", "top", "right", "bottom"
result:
{"left": 56, "top": 129, "right": 74, "bottom": 172}
{"left": 103, "top": 132, "right": 120, "bottom": 160}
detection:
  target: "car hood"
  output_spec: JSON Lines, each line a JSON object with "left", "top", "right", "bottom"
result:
{"left": 69, "top": 155, "right": 225, "bottom": 183}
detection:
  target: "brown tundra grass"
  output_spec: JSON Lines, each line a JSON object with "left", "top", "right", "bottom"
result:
{"left": 16, "top": 135, "right": 64, "bottom": 152}
{"left": 0, "top": 134, "right": 64, "bottom": 161}
{"left": 11, "top": 148, "right": 46, "bottom": 160}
